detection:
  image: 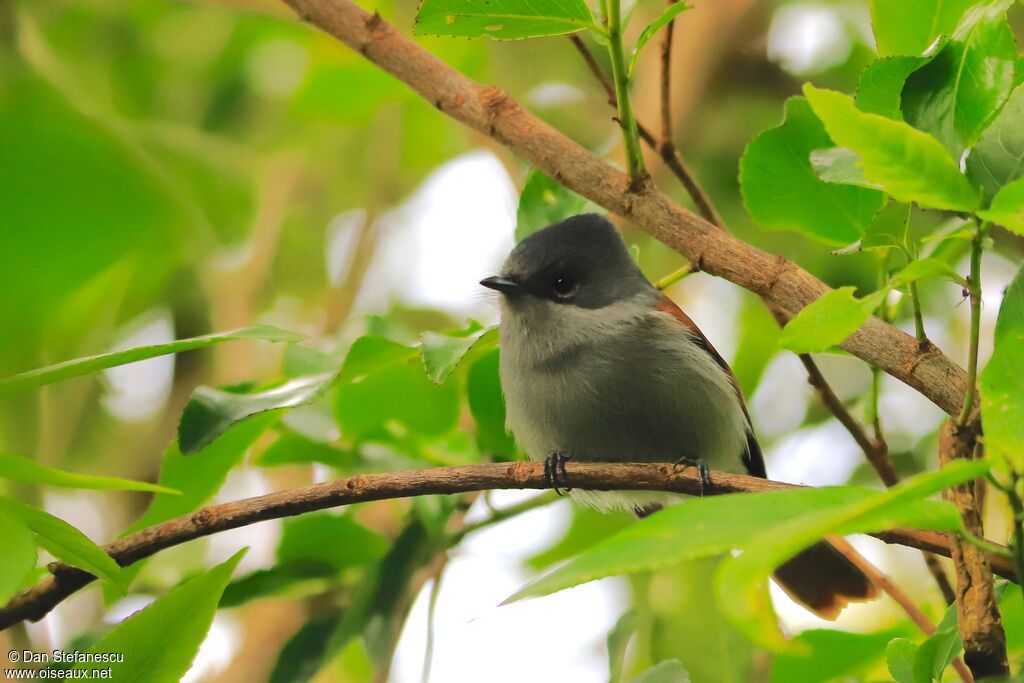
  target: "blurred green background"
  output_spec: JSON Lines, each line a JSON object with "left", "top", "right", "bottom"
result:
{"left": 2, "top": 0, "right": 1024, "bottom": 681}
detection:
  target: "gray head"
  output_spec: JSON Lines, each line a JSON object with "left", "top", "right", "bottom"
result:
{"left": 481, "top": 214, "right": 653, "bottom": 308}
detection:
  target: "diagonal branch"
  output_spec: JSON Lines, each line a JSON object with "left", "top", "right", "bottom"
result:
{"left": 282, "top": 0, "right": 970, "bottom": 418}
{"left": 0, "top": 462, "right": 1015, "bottom": 632}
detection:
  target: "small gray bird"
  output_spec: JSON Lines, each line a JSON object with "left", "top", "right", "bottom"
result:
{"left": 481, "top": 213, "right": 877, "bottom": 619}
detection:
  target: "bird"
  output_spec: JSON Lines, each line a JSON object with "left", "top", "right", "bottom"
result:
{"left": 480, "top": 213, "right": 878, "bottom": 619}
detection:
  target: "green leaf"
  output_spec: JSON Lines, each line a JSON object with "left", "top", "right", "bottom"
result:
{"left": 809, "top": 147, "right": 881, "bottom": 189}
{"left": 335, "top": 337, "right": 459, "bottom": 440}
{"left": 978, "top": 177, "right": 1024, "bottom": 234}
{"left": 0, "top": 325, "right": 305, "bottom": 396}
{"left": 72, "top": 549, "right": 245, "bottom": 682}
{"left": 420, "top": 324, "right": 498, "bottom": 385}
{"left": 770, "top": 628, "right": 905, "bottom": 683}
{"left": 887, "top": 638, "right": 919, "bottom": 683}
{"left": 0, "top": 453, "right": 179, "bottom": 494}
{"left": 414, "top": 0, "right": 595, "bottom": 40}
{"left": 849, "top": 200, "right": 912, "bottom": 254}
{"left": 276, "top": 512, "right": 389, "bottom": 571}
{"left": 739, "top": 97, "right": 885, "bottom": 246}
{"left": 779, "top": 287, "right": 887, "bottom": 354}
{"left": 855, "top": 47, "right": 944, "bottom": 119}
{"left": 902, "top": 0, "right": 1016, "bottom": 157}
{"left": 914, "top": 599, "right": 962, "bottom": 682}
{"left": 130, "top": 414, "right": 276, "bottom": 532}
{"left": 0, "top": 495, "right": 126, "bottom": 593}
{"left": 505, "top": 485, "right": 959, "bottom": 603}
{"left": 179, "top": 372, "right": 337, "bottom": 454}
{"left": 890, "top": 258, "right": 969, "bottom": 288}
{"left": 0, "top": 509, "right": 36, "bottom": 603}
{"left": 980, "top": 264, "right": 1024, "bottom": 469}
{"left": 628, "top": 3, "right": 691, "bottom": 79}
{"left": 625, "top": 660, "right": 691, "bottom": 683}
{"left": 516, "top": 170, "right": 588, "bottom": 242}
{"left": 269, "top": 614, "right": 342, "bottom": 683}
{"left": 220, "top": 563, "right": 337, "bottom": 608}
{"left": 966, "top": 85, "right": 1024, "bottom": 202}
{"left": 715, "top": 460, "right": 987, "bottom": 652}
{"left": 255, "top": 431, "right": 355, "bottom": 469}
{"left": 608, "top": 610, "right": 639, "bottom": 683}
{"left": 467, "top": 349, "right": 517, "bottom": 458}
{"left": 339, "top": 336, "right": 419, "bottom": 383}
{"left": 803, "top": 85, "right": 980, "bottom": 212}
{"left": 870, "top": 0, "right": 974, "bottom": 57}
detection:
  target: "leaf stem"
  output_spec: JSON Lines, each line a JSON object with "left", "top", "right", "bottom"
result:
{"left": 603, "top": 0, "right": 646, "bottom": 187}
{"left": 957, "top": 220, "right": 987, "bottom": 426}
{"left": 909, "top": 281, "right": 930, "bottom": 349}
{"left": 654, "top": 263, "right": 692, "bottom": 290}
{"left": 1003, "top": 472, "right": 1024, "bottom": 613}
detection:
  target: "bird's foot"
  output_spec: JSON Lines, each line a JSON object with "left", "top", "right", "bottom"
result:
{"left": 672, "top": 457, "right": 711, "bottom": 496}
{"left": 544, "top": 452, "right": 572, "bottom": 496}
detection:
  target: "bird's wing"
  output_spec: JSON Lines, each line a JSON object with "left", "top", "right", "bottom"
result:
{"left": 655, "top": 294, "right": 766, "bottom": 478}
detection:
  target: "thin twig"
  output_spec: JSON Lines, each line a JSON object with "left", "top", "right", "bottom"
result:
{"left": 660, "top": 0, "right": 678, "bottom": 144}
{"left": 826, "top": 536, "right": 973, "bottom": 683}
{"left": 0, "top": 462, "right": 1015, "bottom": 632}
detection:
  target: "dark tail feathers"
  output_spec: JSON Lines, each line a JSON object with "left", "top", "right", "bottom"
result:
{"left": 773, "top": 540, "right": 879, "bottom": 620}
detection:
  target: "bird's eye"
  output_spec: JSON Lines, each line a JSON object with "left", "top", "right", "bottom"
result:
{"left": 551, "top": 273, "right": 578, "bottom": 299}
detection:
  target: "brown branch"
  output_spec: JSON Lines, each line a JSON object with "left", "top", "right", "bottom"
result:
{"left": 287, "top": 0, "right": 965, "bottom": 414}
{"left": 939, "top": 420, "right": 1008, "bottom": 679}
{"left": 0, "top": 462, "right": 1015, "bottom": 632}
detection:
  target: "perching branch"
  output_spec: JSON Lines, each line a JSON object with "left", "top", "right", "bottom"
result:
{"left": 0, "top": 462, "right": 1015, "bottom": 632}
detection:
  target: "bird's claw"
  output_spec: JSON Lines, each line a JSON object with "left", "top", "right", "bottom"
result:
{"left": 544, "top": 452, "right": 572, "bottom": 496}
{"left": 673, "top": 457, "right": 711, "bottom": 496}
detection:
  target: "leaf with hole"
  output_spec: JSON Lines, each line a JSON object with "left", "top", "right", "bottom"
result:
{"left": 803, "top": 85, "right": 979, "bottom": 212}
{"left": 740, "top": 97, "right": 884, "bottom": 245}
{"left": 415, "top": 0, "right": 596, "bottom": 40}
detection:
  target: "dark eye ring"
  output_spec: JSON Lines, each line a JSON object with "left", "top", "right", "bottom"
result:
{"left": 551, "top": 273, "right": 578, "bottom": 298}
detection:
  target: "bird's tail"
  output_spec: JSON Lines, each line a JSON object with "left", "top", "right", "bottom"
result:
{"left": 772, "top": 540, "right": 879, "bottom": 620}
